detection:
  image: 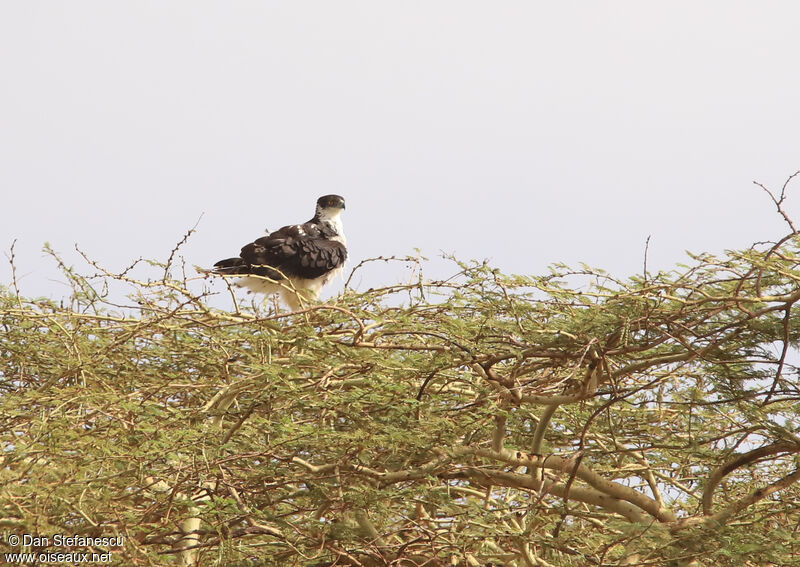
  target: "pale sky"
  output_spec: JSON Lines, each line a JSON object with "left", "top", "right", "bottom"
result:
{"left": 2, "top": 2, "right": 799, "bottom": 302}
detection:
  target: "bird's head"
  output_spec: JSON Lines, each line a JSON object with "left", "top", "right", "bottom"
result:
{"left": 316, "top": 195, "right": 346, "bottom": 223}
{"left": 317, "top": 194, "right": 346, "bottom": 212}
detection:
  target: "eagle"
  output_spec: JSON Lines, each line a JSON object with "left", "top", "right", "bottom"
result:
{"left": 212, "top": 195, "right": 347, "bottom": 310}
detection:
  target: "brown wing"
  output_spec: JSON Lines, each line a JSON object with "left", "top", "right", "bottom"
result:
{"left": 214, "top": 223, "right": 346, "bottom": 280}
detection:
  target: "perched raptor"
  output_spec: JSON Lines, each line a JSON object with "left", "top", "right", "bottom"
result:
{"left": 212, "top": 195, "right": 347, "bottom": 310}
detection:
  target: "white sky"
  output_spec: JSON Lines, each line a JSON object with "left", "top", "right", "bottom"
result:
{"left": 2, "top": 2, "right": 799, "bottom": 302}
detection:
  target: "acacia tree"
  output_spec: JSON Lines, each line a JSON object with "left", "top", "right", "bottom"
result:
{"left": 2, "top": 204, "right": 800, "bottom": 565}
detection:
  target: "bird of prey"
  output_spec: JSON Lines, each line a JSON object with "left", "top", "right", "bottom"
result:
{"left": 212, "top": 195, "right": 347, "bottom": 310}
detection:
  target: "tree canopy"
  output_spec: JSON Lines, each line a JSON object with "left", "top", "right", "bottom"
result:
{"left": 2, "top": 233, "right": 800, "bottom": 566}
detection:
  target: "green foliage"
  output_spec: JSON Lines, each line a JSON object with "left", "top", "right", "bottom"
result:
{"left": 2, "top": 237, "right": 800, "bottom": 566}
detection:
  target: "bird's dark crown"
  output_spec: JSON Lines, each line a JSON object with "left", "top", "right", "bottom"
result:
{"left": 317, "top": 195, "right": 346, "bottom": 210}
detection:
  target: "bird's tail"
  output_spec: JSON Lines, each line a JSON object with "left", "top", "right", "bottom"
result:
{"left": 211, "top": 257, "right": 249, "bottom": 275}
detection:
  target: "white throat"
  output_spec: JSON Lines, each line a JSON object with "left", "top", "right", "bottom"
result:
{"left": 317, "top": 208, "right": 346, "bottom": 244}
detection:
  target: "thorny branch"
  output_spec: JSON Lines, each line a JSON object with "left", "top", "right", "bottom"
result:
{"left": 754, "top": 169, "right": 800, "bottom": 234}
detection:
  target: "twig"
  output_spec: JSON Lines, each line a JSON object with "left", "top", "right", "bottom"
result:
{"left": 764, "top": 305, "right": 793, "bottom": 404}
{"left": 343, "top": 254, "right": 424, "bottom": 290}
{"left": 5, "top": 239, "right": 23, "bottom": 307}
{"left": 164, "top": 214, "right": 204, "bottom": 281}
{"left": 754, "top": 171, "right": 800, "bottom": 234}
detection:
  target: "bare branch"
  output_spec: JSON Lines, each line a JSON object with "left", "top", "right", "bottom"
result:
{"left": 702, "top": 441, "right": 799, "bottom": 515}
{"left": 164, "top": 214, "right": 204, "bottom": 281}
{"left": 754, "top": 170, "right": 800, "bottom": 234}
